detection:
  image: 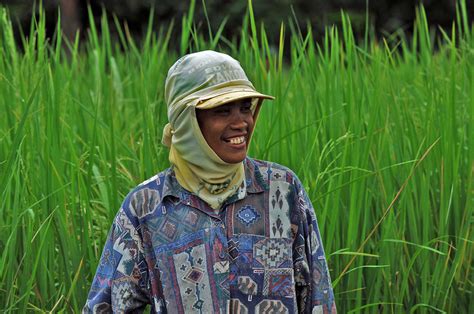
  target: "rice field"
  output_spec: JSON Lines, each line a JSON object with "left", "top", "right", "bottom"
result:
{"left": 0, "top": 1, "right": 472, "bottom": 312}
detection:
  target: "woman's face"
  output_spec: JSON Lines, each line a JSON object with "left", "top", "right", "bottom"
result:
{"left": 196, "top": 98, "right": 255, "bottom": 164}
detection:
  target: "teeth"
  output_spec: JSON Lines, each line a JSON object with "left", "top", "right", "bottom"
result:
{"left": 228, "top": 136, "right": 245, "bottom": 144}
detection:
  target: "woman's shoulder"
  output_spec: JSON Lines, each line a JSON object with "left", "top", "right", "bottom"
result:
{"left": 245, "top": 157, "right": 301, "bottom": 185}
{"left": 121, "top": 167, "right": 175, "bottom": 220}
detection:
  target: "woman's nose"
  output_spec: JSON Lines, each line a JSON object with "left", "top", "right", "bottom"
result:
{"left": 229, "top": 109, "right": 248, "bottom": 129}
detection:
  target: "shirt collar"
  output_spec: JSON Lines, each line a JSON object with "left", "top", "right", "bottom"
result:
{"left": 161, "top": 167, "right": 185, "bottom": 201}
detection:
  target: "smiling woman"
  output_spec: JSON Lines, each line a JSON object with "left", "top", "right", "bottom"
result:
{"left": 196, "top": 98, "right": 255, "bottom": 164}
{"left": 83, "top": 50, "right": 336, "bottom": 313}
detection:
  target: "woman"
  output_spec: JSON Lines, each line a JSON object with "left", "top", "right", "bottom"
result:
{"left": 84, "top": 50, "right": 336, "bottom": 313}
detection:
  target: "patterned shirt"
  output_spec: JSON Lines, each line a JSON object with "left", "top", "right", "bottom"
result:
{"left": 83, "top": 158, "right": 336, "bottom": 313}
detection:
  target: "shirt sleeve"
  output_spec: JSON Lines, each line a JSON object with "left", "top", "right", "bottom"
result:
{"left": 292, "top": 177, "right": 337, "bottom": 313}
{"left": 83, "top": 206, "right": 151, "bottom": 313}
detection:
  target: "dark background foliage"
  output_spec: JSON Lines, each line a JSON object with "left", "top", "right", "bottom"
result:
{"left": 2, "top": 0, "right": 473, "bottom": 48}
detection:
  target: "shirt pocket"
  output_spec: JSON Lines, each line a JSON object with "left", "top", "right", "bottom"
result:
{"left": 154, "top": 227, "right": 230, "bottom": 313}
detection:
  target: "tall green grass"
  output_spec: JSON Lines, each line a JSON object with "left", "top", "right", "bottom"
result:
{"left": 0, "top": 1, "right": 472, "bottom": 312}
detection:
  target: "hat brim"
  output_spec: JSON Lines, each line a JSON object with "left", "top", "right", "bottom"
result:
{"left": 196, "top": 87, "right": 275, "bottom": 110}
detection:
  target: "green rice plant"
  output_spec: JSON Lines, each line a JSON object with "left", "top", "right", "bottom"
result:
{"left": 0, "top": 0, "right": 472, "bottom": 312}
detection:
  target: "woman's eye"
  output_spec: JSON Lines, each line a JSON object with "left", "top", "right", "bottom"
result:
{"left": 241, "top": 105, "right": 252, "bottom": 113}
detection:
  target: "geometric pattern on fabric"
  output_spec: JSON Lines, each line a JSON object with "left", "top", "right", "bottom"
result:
{"left": 146, "top": 217, "right": 182, "bottom": 247}
{"left": 311, "top": 229, "right": 320, "bottom": 254}
{"left": 227, "top": 238, "right": 239, "bottom": 260}
{"left": 145, "top": 204, "right": 213, "bottom": 249}
{"left": 263, "top": 268, "right": 294, "bottom": 297}
{"left": 219, "top": 275, "right": 231, "bottom": 293}
{"left": 211, "top": 231, "right": 226, "bottom": 263}
{"left": 129, "top": 187, "right": 161, "bottom": 218}
{"left": 255, "top": 299, "right": 289, "bottom": 314}
{"left": 183, "top": 266, "right": 205, "bottom": 284}
{"left": 110, "top": 281, "right": 137, "bottom": 310}
{"left": 160, "top": 219, "right": 178, "bottom": 240}
{"left": 237, "top": 205, "right": 261, "bottom": 226}
{"left": 254, "top": 238, "right": 290, "bottom": 269}
{"left": 213, "top": 261, "right": 229, "bottom": 274}
{"left": 184, "top": 210, "right": 199, "bottom": 227}
{"left": 268, "top": 175, "right": 292, "bottom": 238}
{"left": 237, "top": 276, "right": 258, "bottom": 295}
{"left": 312, "top": 257, "right": 330, "bottom": 290}
{"left": 231, "top": 201, "right": 267, "bottom": 237}
{"left": 172, "top": 242, "right": 213, "bottom": 313}
{"left": 230, "top": 299, "right": 248, "bottom": 314}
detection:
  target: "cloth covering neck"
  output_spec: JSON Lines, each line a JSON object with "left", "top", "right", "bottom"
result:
{"left": 162, "top": 51, "right": 273, "bottom": 210}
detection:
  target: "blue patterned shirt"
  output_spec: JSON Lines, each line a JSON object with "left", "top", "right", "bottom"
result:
{"left": 84, "top": 158, "right": 336, "bottom": 313}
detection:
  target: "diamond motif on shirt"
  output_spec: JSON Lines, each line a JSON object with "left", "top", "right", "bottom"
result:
{"left": 184, "top": 211, "right": 199, "bottom": 226}
{"left": 183, "top": 267, "right": 204, "bottom": 284}
{"left": 160, "top": 220, "right": 177, "bottom": 239}
{"left": 237, "top": 205, "right": 261, "bottom": 226}
{"left": 228, "top": 239, "right": 239, "bottom": 260}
